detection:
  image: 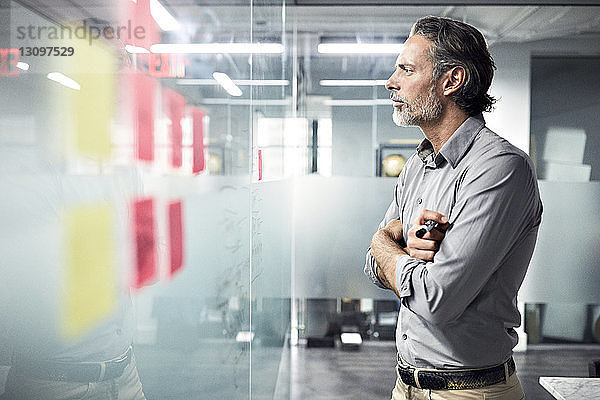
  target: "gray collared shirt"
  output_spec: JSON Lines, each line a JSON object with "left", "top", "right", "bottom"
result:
{"left": 365, "top": 114, "right": 543, "bottom": 369}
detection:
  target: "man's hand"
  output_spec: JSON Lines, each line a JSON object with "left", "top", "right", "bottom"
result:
{"left": 405, "top": 210, "right": 450, "bottom": 261}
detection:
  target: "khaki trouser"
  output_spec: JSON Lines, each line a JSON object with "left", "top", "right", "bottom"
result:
{"left": 391, "top": 368, "right": 525, "bottom": 400}
{"left": 0, "top": 355, "right": 146, "bottom": 400}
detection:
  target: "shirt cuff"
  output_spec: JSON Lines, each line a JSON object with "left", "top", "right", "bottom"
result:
{"left": 364, "top": 248, "right": 388, "bottom": 289}
{"left": 396, "top": 254, "right": 416, "bottom": 298}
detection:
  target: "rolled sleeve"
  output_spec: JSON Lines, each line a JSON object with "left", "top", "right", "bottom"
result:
{"left": 395, "top": 254, "right": 416, "bottom": 297}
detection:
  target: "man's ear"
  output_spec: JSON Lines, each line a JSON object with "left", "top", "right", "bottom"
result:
{"left": 441, "top": 66, "right": 466, "bottom": 96}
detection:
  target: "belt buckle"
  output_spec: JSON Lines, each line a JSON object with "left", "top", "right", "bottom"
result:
{"left": 417, "top": 371, "right": 446, "bottom": 390}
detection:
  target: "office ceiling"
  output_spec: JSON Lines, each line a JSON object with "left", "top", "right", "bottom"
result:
{"left": 12, "top": 0, "right": 600, "bottom": 101}
{"left": 15, "top": 0, "right": 600, "bottom": 46}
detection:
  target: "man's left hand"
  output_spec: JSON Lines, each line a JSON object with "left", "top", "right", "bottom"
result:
{"left": 405, "top": 210, "right": 450, "bottom": 261}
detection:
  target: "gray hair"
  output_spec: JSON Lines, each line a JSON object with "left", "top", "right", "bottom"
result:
{"left": 411, "top": 16, "right": 497, "bottom": 115}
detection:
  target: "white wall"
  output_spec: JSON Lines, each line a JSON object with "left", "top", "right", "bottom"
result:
{"left": 330, "top": 35, "right": 600, "bottom": 178}
{"left": 487, "top": 43, "right": 532, "bottom": 154}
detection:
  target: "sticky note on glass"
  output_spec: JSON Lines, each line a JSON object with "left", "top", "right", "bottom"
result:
{"left": 134, "top": 73, "right": 156, "bottom": 162}
{"left": 168, "top": 200, "right": 184, "bottom": 277}
{"left": 133, "top": 198, "right": 157, "bottom": 288}
{"left": 62, "top": 204, "right": 117, "bottom": 339}
{"left": 68, "top": 39, "right": 116, "bottom": 160}
{"left": 164, "top": 88, "right": 185, "bottom": 168}
{"left": 191, "top": 107, "right": 206, "bottom": 174}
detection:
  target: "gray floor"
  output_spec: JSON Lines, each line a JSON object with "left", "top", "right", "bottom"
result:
{"left": 2, "top": 342, "right": 599, "bottom": 399}
{"left": 284, "top": 342, "right": 600, "bottom": 400}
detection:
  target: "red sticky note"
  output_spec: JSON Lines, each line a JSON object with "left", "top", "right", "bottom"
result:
{"left": 134, "top": 73, "right": 156, "bottom": 161}
{"left": 191, "top": 107, "right": 206, "bottom": 174}
{"left": 258, "top": 149, "right": 263, "bottom": 181}
{"left": 164, "top": 88, "right": 185, "bottom": 168}
{"left": 168, "top": 200, "right": 184, "bottom": 277}
{"left": 133, "top": 198, "right": 156, "bottom": 289}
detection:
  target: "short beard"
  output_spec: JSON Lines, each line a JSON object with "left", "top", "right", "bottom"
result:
{"left": 393, "top": 84, "right": 443, "bottom": 127}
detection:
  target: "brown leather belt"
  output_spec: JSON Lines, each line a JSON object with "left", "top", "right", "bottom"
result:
{"left": 397, "top": 357, "right": 516, "bottom": 390}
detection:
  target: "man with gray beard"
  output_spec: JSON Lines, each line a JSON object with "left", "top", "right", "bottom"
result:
{"left": 364, "top": 16, "right": 542, "bottom": 400}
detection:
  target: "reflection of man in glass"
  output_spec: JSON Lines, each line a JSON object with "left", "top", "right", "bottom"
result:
{"left": 0, "top": 18, "right": 145, "bottom": 400}
{"left": 1, "top": 295, "right": 146, "bottom": 400}
{"left": 365, "top": 16, "right": 542, "bottom": 399}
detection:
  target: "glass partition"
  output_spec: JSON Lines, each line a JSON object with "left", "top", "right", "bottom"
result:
{"left": 0, "top": 0, "right": 290, "bottom": 399}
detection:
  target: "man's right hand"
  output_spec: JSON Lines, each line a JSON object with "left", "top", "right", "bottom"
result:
{"left": 405, "top": 210, "right": 450, "bottom": 261}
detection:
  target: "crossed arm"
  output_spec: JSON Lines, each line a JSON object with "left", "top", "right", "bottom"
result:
{"left": 366, "top": 154, "right": 541, "bottom": 325}
{"left": 370, "top": 211, "right": 448, "bottom": 298}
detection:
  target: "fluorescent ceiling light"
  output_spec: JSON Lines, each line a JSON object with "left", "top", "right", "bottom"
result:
{"left": 318, "top": 43, "right": 403, "bottom": 54}
{"left": 150, "top": 43, "right": 284, "bottom": 54}
{"left": 125, "top": 45, "right": 150, "bottom": 54}
{"left": 47, "top": 72, "right": 80, "bottom": 91}
{"left": 150, "top": 0, "right": 180, "bottom": 31}
{"left": 320, "top": 79, "right": 387, "bottom": 86}
{"left": 213, "top": 72, "right": 242, "bottom": 97}
{"left": 176, "top": 79, "right": 289, "bottom": 86}
{"left": 16, "top": 62, "right": 29, "bottom": 71}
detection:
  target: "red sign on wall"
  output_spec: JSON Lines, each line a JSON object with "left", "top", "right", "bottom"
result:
{"left": 163, "top": 88, "right": 185, "bottom": 168}
{"left": 190, "top": 107, "right": 206, "bottom": 174}
{"left": 258, "top": 149, "right": 263, "bottom": 181}
{"left": 0, "top": 48, "right": 19, "bottom": 76}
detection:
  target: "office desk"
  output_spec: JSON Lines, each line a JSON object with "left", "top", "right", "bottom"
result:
{"left": 539, "top": 377, "right": 600, "bottom": 400}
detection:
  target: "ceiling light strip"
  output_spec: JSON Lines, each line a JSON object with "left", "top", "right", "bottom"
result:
{"left": 198, "top": 99, "right": 292, "bottom": 106}
{"left": 47, "top": 72, "right": 80, "bottom": 90}
{"left": 149, "top": 0, "right": 180, "bottom": 31}
{"left": 213, "top": 72, "right": 243, "bottom": 97}
{"left": 176, "top": 79, "right": 289, "bottom": 86}
{"left": 320, "top": 79, "right": 387, "bottom": 86}
{"left": 151, "top": 43, "right": 284, "bottom": 54}
{"left": 125, "top": 45, "right": 150, "bottom": 54}
{"left": 16, "top": 62, "right": 30, "bottom": 71}
{"left": 318, "top": 43, "right": 403, "bottom": 54}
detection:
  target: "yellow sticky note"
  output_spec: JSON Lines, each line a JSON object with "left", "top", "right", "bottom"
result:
{"left": 62, "top": 203, "right": 117, "bottom": 339}
{"left": 55, "top": 33, "right": 118, "bottom": 161}
{"left": 67, "top": 36, "right": 116, "bottom": 160}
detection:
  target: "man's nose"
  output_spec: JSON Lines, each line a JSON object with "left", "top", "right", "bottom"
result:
{"left": 385, "top": 72, "right": 399, "bottom": 91}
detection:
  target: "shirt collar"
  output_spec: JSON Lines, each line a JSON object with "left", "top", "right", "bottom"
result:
{"left": 416, "top": 114, "right": 486, "bottom": 169}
